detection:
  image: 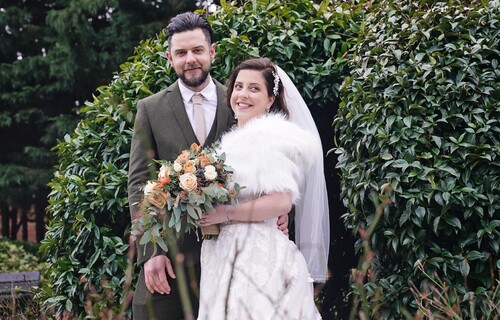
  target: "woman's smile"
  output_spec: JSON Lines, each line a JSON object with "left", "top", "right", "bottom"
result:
{"left": 235, "top": 102, "right": 252, "bottom": 110}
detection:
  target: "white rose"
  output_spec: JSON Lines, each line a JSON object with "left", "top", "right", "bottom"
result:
{"left": 158, "top": 164, "right": 169, "bottom": 179}
{"left": 204, "top": 165, "right": 217, "bottom": 180}
{"left": 144, "top": 181, "right": 156, "bottom": 195}
{"left": 173, "top": 162, "right": 183, "bottom": 172}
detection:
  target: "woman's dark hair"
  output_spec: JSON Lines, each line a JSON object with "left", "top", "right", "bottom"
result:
{"left": 226, "top": 58, "right": 289, "bottom": 117}
{"left": 166, "top": 12, "right": 213, "bottom": 48}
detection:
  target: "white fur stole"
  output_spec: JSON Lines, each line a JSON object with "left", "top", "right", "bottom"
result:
{"left": 219, "top": 113, "right": 320, "bottom": 203}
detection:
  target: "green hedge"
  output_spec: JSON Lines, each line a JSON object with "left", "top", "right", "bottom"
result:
{"left": 40, "top": 1, "right": 360, "bottom": 317}
{"left": 0, "top": 239, "right": 44, "bottom": 272}
{"left": 334, "top": 0, "right": 499, "bottom": 318}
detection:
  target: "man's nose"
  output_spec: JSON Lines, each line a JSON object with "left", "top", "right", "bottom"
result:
{"left": 186, "top": 51, "right": 196, "bottom": 63}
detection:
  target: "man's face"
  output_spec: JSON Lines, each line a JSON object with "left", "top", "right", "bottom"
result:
{"left": 166, "top": 28, "right": 215, "bottom": 91}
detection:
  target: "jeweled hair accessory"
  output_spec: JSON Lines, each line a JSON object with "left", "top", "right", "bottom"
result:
{"left": 272, "top": 70, "right": 280, "bottom": 96}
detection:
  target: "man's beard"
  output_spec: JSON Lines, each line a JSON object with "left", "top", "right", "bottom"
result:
{"left": 179, "top": 67, "right": 210, "bottom": 88}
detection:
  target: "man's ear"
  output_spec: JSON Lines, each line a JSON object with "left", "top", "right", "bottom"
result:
{"left": 209, "top": 43, "right": 216, "bottom": 62}
{"left": 166, "top": 50, "right": 172, "bottom": 64}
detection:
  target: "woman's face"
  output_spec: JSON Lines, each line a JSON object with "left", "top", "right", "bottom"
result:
{"left": 230, "top": 69, "right": 275, "bottom": 126}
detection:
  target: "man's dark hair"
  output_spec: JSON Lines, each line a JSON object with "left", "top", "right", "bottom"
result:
{"left": 166, "top": 12, "right": 213, "bottom": 48}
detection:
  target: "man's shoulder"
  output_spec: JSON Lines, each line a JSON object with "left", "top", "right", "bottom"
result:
{"left": 213, "top": 78, "right": 227, "bottom": 90}
{"left": 138, "top": 81, "right": 180, "bottom": 106}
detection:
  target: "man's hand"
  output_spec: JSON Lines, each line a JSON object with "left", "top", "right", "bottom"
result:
{"left": 144, "top": 255, "right": 176, "bottom": 294}
{"left": 277, "top": 213, "right": 289, "bottom": 236}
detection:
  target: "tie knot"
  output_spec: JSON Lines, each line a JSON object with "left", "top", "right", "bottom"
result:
{"left": 192, "top": 93, "right": 203, "bottom": 105}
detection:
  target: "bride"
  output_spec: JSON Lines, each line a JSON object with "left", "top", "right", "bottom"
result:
{"left": 197, "top": 58, "right": 330, "bottom": 319}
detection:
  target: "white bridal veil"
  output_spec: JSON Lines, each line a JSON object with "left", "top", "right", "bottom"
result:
{"left": 277, "top": 66, "right": 330, "bottom": 282}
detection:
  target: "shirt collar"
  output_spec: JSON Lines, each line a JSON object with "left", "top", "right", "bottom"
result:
{"left": 178, "top": 75, "right": 217, "bottom": 102}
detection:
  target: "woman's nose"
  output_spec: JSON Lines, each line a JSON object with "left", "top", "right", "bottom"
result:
{"left": 238, "top": 89, "right": 248, "bottom": 98}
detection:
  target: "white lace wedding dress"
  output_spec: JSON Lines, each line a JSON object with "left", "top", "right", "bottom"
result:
{"left": 197, "top": 114, "right": 322, "bottom": 320}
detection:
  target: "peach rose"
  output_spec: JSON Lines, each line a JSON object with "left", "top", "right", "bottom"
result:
{"left": 175, "top": 150, "right": 190, "bottom": 164}
{"left": 179, "top": 173, "right": 198, "bottom": 192}
{"left": 191, "top": 143, "right": 200, "bottom": 152}
{"left": 199, "top": 155, "right": 211, "bottom": 168}
{"left": 148, "top": 189, "right": 170, "bottom": 209}
{"left": 183, "top": 160, "right": 196, "bottom": 173}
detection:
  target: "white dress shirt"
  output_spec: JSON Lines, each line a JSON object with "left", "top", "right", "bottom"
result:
{"left": 178, "top": 76, "right": 218, "bottom": 137}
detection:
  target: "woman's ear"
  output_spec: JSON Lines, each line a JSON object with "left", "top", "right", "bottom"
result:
{"left": 267, "top": 95, "right": 276, "bottom": 109}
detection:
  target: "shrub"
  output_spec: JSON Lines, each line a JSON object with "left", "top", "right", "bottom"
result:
{"left": 334, "top": 0, "right": 500, "bottom": 318}
{"left": 39, "top": 36, "right": 168, "bottom": 318}
{"left": 210, "top": 0, "right": 361, "bottom": 106}
{"left": 0, "top": 239, "right": 44, "bottom": 272}
{"left": 40, "top": 1, "right": 361, "bottom": 318}
{"left": 0, "top": 239, "right": 44, "bottom": 320}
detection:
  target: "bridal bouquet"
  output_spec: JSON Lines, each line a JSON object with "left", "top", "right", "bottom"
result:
{"left": 131, "top": 143, "right": 241, "bottom": 252}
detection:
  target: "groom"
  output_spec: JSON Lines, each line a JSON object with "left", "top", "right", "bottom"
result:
{"left": 128, "top": 12, "right": 231, "bottom": 319}
{"left": 128, "top": 12, "right": 287, "bottom": 319}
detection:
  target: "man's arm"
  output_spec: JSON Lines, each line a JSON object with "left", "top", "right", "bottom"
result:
{"left": 128, "top": 100, "right": 154, "bottom": 222}
{"left": 128, "top": 100, "right": 168, "bottom": 262}
{"left": 129, "top": 101, "right": 177, "bottom": 290}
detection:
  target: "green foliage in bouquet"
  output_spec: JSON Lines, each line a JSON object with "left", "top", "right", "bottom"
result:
{"left": 40, "top": 0, "right": 362, "bottom": 318}
{"left": 334, "top": 0, "right": 499, "bottom": 318}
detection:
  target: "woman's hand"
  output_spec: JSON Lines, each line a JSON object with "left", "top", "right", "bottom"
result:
{"left": 199, "top": 205, "right": 227, "bottom": 226}
{"left": 200, "top": 192, "right": 292, "bottom": 226}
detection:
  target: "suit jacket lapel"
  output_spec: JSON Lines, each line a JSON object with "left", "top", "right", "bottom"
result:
{"left": 166, "top": 81, "right": 199, "bottom": 145}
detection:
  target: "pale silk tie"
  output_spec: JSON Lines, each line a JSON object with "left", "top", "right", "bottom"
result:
{"left": 192, "top": 93, "right": 206, "bottom": 145}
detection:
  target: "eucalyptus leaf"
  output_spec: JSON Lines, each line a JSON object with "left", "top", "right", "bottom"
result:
{"left": 186, "top": 204, "right": 198, "bottom": 219}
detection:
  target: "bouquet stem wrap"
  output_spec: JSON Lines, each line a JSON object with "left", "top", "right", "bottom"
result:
{"left": 201, "top": 225, "right": 219, "bottom": 240}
